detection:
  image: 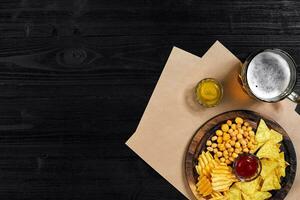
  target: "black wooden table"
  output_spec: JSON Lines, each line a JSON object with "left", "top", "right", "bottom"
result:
{"left": 1, "top": 0, "right": 300, "bottom": 199}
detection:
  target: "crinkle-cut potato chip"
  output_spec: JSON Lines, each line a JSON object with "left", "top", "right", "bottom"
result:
{"left": 211, "top": 165, "right": 237, "bottom": 192}
{"left": 196, "top": 175, "right": 213, "bottom": 196}
{"left": 196, "top": 151, "right": 219, "bottom": 178}
{"left": 255, "top": 119, "right": 270, "bottom": 143}
{"left": 257, "top": 140, "right": 280, "bottom": 159}
{"left": 261, "top": 173, "right": 281, "bottom": 191}
{"left": 209, "top": 196, "right": 227, "bottom": 200}
{"left": 269, "top": 129, "right": 283, "bottom": 143}
{"left": 209, "top": 191, "right": 228, "bottom": 200}
{"left": 251, "top": 191, "right": 272, "bottom": 200}
{"left": 260, "top": 159, "right": 278, "bottom": 179}
{"left": 211, "top": 191, "right": 223, "bottom": 197}
{"left": 228, "top": 184, "right": 242, "bottom": 200}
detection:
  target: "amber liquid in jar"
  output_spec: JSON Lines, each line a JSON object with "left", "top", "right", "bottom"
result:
{"left": 195, "top": 78, "right": 223, "bottom": 107}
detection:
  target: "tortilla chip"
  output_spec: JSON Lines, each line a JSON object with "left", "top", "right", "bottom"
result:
{"left": 239, "top": 177, "right": 261, "bottom": 195}
{"left": 276, "top": 152, "right": 286, "bottom": 178}
{"left": 260, "top": 159, "right": 279, "bottom": 179}
{"left": 233, "top": 182, "right": 242, "bottom": 190}
{"left": 275, "top": 168, "right": 284, "bottom": 180}
{"left": 241, "top": 193, "right": 252, "bottom": 200}
{"left": 278, "top": 152, "right": 286, "bottom": 167}
{"left": 255, "top": 119, "right": 271, "bottom": 143}
{"left": 228, "top": 184, "right": 242, "bottom": 200}
{"left": 261, "top": 173, "right": 281, "bottom": 191}
{"left": 251, "top": 191, "right": 272, "bottom": 200}
{"left": 257, "top": 140, "right": 280, "bottom": 159}
{"left": 269, "top": 129, "right": 283, "bottom": 143}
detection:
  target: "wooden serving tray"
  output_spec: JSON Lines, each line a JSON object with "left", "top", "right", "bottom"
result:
{"left": 185, "top": 110, "right": 296, "bottom": 200}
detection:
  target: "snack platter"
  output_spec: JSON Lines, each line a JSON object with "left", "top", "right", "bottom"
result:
{"left": 185, "top": 110, "right": 296, "bottom": 200}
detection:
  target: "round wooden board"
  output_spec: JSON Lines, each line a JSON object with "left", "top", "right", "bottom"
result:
{"left": 185, "top": 110, "right": 296, "bottom": 200}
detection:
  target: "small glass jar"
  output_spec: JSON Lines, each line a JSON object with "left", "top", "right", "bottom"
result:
{"left": 195, "top": 78, "right": 223, "bottom": 108}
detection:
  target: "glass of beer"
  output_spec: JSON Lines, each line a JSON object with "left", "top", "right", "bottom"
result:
{"left": 240, "top": 49, "right": 300, "bottom": 103}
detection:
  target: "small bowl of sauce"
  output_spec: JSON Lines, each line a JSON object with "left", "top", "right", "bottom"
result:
{"left": 233, "top": 153, "right": 261, "bottom": 182}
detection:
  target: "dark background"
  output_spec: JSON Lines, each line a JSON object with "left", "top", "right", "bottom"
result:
{"left": 0, "top": 0, "right": 300, "bottom": 199}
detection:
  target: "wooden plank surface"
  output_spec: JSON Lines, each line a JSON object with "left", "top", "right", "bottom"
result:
{"left": 0, "top": 0, "right": 299, "bottom": 199}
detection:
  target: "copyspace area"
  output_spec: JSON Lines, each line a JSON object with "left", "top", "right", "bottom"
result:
{"left": 0, "top": 1, "right": 299, "bottom": 200}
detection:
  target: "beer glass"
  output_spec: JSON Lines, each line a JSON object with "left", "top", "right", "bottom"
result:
{"left": 240, "top": 49, "right": 300, "bottom": 103}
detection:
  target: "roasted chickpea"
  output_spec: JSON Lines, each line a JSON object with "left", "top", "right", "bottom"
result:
{"left": 223, "top": 150, "right": 229, "bottom": 155}
{"left": 221, "top": 124, "right": 229, "bottom": 132}
{"left": 211, "top": 143, "right": 218, "bottom": 148}
{"left": 206, "top": 140, "right": 212, "bottom": 146}
{"left": 235, "top": 148, "right": 241, "bottom": 154}
{"left": 225, "top": 143, "right": 231, "bottom": 149}
{"left": 238, "top": 128, "right": 244, "bottom": 134}
{"left": 216, "top": 130, "right": 223, "bottom": 136}
{"left": 211, "top": 136, "right": 218, "bottom": 141}
{"left": 231, "top": 124, "right": 237, "bottom": 130}
{"left": 249, "top": 145, "right": 255, "bottom": 150}
{"left": 237, "top": 134, "right": 243, "bottom": 140}
{"left": 217, "top": 151, "right": 223, "bottom": 157}
{"left": 249, "top": 131, "right": 255, "bottom": 137}
{"left": 230, "top": 132, "right": 235, "bottom": 137}
{"left": 223, "top": 134, "right": 231, "bottom": 141}
{"left": 232, "top": 153, "right": 238, "bottom": 158}
{"left": 235, "top": 117, "right": 244, "bottom": 124}
{"left": 217, "top": 137, "right": 223, "bottom": 144}
{"left": 207, "top": 147, "right": 213, "bottom": 151}
{"left": 213, "top": 148, "right": 218, "bottom": 153}
{"left": 227, "top": 120, "right": 232, "bottom": 126}
{"left": 240, "top": 139, "right": 247, "bottom": 146}
{"left": 230, "top": 140, "right": 235, "bottom": 146}
{"left": 218, "top": 144, "right": 225, "bottom": 151}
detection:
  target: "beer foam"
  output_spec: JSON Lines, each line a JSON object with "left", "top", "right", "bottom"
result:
{"left": 247, "top": 51, "right": 291, "bottom": 101}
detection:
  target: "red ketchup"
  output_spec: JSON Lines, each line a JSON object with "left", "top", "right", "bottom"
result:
{"left": 235, "top": 154, "right": 259, "bottom": 179}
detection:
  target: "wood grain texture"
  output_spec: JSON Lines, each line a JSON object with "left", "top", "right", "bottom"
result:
{"left": 185, "top": 110, "right": 296, "bottom": 200}
{"left": 0, "top": 0, "right": 299, "bottom": 199}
